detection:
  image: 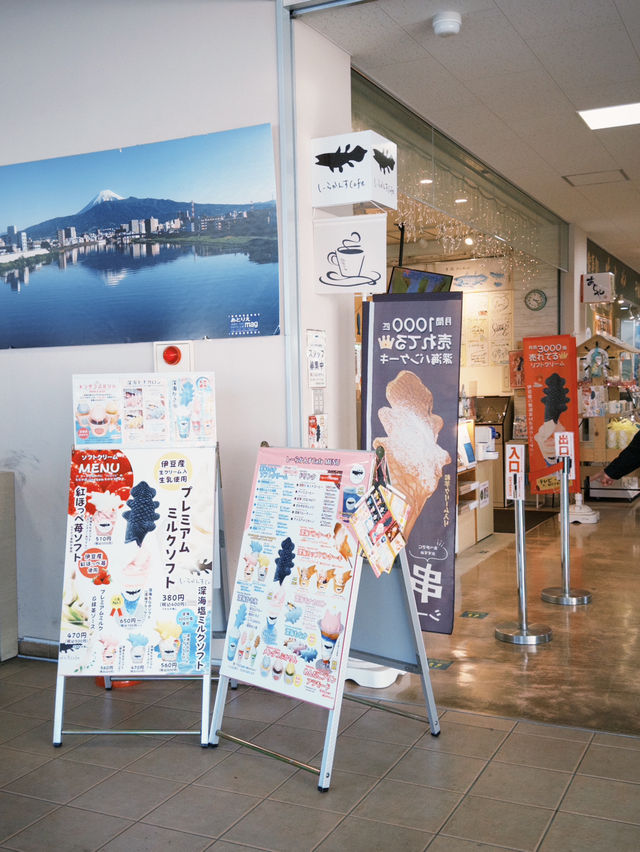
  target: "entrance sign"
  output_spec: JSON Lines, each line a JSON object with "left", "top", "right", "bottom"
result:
{"left": 361, "top": 293, "right": 463, "bottom": 634}
{"left": 523, "top": 336, "right": 581, "bottom": 494}
{"left": 505, "top": 443, "right": 526, "bottom": 501}
{"left": 219, "top": 446, "right": 375, "bottom": 709}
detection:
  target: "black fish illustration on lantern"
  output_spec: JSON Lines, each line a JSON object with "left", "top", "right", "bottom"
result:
{"left": 315, "top": 144, "right": 367, "bottom": 173}
{"left": 372, "top": 148, "right": 395, "bottom": 174}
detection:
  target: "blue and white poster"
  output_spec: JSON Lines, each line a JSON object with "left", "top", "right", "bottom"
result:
{"left": 0, "top": 124, "right": 279, "bottom": 348}
{"left": 361, "top": 293, "right": 463, "bottom": 634}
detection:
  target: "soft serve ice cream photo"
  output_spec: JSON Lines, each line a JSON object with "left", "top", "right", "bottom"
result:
{"left": 317, "top": 607, "right": 344, "bottom": 669}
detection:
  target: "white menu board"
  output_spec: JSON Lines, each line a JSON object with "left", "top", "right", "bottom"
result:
{"left": 58, "top": 447, "right": 216, "bottom": 678}
{"left": 221, "top": 447, "right": 375, "bottom": 709}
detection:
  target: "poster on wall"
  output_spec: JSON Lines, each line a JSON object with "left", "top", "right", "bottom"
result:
{"left": 313, "top": 213, "right": 387, "bottom": 294}
{"left": 462, "top": 290, "right": 513, "bottom": 366}
{"left": 509, "top": 350, "right": 525, "bottom": 389}
{"left": 0, "top": 124, "right": 279, "bottom": 348}
{"left": 361, "top": 293, "right": 463, "bottom": 634}
{"left": 523, "top": 335, "right": 581, "bottom": 494}
{"left": 73, "top": 373, "right": 216, "bottom": 449}
{"left": 58, "top": 447, "right": 217, "bottom": 677}
{"left": 220, "top": 446, "right": 375, "bottom": 710}
{"left": 435, "top": 257, "right": 512, "bottom": 292}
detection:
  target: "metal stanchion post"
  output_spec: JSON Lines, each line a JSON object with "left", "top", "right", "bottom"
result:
{"left": 495, "top": 474, "right": 552, "bottom": 645}
{"left": 541, "top": 457, "right": 592, "bottom": 606}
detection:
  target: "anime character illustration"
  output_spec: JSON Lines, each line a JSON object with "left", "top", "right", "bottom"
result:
{"left": 154, "top": 620, "right": 181, "bottom": 662}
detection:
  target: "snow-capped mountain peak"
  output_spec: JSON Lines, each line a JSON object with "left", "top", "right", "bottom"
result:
{"left": 77, "top": 190, "right": 125, "bottom": 215}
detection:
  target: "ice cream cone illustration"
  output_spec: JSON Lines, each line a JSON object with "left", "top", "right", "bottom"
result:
{"left": 121, "top": 546, "right": 152, "bottom": 613}
{"left": 317, "top": 608, "right": 344, "bottom": 668}
{"left": 373, "top": 371, "right": 450, "bottom": 539}
{"left": 89, "top": 490, "right": 123, "bottom": 539}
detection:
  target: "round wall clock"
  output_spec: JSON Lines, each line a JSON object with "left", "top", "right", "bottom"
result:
{"left": 524, "top": 288, "right": 547, "bottom": 311}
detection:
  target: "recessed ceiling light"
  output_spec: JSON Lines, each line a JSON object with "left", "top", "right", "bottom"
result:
{"left": 464, "top": 237, "right": 474, "bottom": 245}
{"left": 420, "top": 178, "right": 433, "bottom": 185}
{"left": 455, "top": 197, "right": 468, "bottom": 204}
{"left": 578, "top": 101, "right": 640, "bottom": 130}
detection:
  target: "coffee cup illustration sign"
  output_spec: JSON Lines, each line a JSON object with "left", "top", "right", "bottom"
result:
{"left": 319, "top": 230, "right": 382, "bottom": 289}
{"left": 327, "top": 233, "right": 365, "bottom": 278}
{"left": 314, "top": 213, "right": 387, "bottom": 294}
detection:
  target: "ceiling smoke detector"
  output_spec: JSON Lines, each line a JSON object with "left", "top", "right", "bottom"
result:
{"left": 432, "top": 11, "right": 462, "bottom": 37}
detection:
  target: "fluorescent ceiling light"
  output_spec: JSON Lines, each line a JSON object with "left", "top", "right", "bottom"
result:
{"left": 420, "top": 178, "right": 433, "bottom": 185}
{"left": 578, "top": 102, "right": 640, "bottom": 130}
{"left": 455, "top": 197, "right": 468, "bottom": 204}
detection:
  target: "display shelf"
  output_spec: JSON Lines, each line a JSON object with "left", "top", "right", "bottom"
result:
{"left": 577, "top": 333, "right": 640, "bottom": 498}
{"left": 458, "top": 480, "right": 479, "bottom": 496}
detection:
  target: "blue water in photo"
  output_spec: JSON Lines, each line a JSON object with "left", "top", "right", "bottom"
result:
{"left": 0, "top": 242, "right": 280, "bottom": 348}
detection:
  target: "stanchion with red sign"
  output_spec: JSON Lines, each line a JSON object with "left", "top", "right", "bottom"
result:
{"left": 495, "top": 444, "right": 552, "bottom": 645}
{"left": 540, "top": 433, "right": 592, "bottom": 606}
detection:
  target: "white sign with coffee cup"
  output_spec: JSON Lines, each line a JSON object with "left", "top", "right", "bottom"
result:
{"left": 313, "top": 213, "right": 387, "bottom": 295}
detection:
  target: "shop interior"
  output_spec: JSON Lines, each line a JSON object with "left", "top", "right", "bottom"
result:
{"left": 351, "top": 71, "right": 640, "bottom": 546}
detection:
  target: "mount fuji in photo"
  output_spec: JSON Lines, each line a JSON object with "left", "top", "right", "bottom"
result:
{"left": 24, "top": 190, "right": 272, "bottom": 240}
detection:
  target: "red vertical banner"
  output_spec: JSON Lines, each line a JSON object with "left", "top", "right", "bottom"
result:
{"left": 523, "top": 335, "right": 581, "bottom": 494}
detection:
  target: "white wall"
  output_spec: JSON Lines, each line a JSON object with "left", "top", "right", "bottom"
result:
{"left": 293, "top": 22, "right": 356, "bottom": 450}
{"left": 0, "top": 1, "right": 353, "bottom": 644}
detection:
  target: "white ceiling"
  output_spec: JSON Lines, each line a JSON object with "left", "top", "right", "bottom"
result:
{"left": 295, "top": 0, "right": 640, "bottom": 272}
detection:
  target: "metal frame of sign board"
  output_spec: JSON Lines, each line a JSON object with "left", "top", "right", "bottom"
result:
{"left": 347, "top": 548, "right": 440, "bottom": 735}
{"left": 53, "top": 446, "right": 229, "bottom": 748}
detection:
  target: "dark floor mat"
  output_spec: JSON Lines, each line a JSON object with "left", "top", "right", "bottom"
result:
{"left": 493, "top": 508, "right": 558, "bottom": 533}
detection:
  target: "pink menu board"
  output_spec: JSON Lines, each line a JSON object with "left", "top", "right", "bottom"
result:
{"left": 221, "top": 447, "right": 375, "bottom": 709}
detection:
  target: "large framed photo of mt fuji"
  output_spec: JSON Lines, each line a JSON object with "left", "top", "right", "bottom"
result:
{"left": 0, "top": 125, "right": 279, "bottom": 348}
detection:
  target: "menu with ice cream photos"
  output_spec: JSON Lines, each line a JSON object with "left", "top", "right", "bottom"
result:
{"left": 72, "top": 372, "right": 216, "bottom": 449}
{"left": 220, "top": 447, "right": 375, "bottom": 710}
{"left": 58, "top": 447, "right": 217, "bottom": 677}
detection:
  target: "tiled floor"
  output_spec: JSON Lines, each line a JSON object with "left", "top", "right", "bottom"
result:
{"left": 1, "top": 499, "right": 639, "bottom": 850}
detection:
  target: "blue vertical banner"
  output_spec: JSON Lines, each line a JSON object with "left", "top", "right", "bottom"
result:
{"left": 361, "top": 293, "right": 463, "bottom": 634}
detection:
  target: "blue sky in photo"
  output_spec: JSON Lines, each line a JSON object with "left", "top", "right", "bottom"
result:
{"left": 0, "top": 123, "right": 277, "bottom": 230}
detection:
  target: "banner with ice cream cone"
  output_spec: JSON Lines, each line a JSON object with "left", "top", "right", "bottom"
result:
{"left": 220, "top": 446, "right": 375, "bottom": 710}
{"left": 58, "top": 447, "right": 216, "bottom": 677}
{"left": 361, "top": 293, "right": 463, "bottom": 634}
{"left": 523, "top": 335, "right": 581, "bottom": 494}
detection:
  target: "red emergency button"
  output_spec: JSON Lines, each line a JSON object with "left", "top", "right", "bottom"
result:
{"left": 163, "top": 345, "right": 182, "bottom": 366}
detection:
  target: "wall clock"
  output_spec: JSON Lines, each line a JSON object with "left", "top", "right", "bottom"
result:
{"left": 524, "top": 288, "right": 547, "bottom": 311}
